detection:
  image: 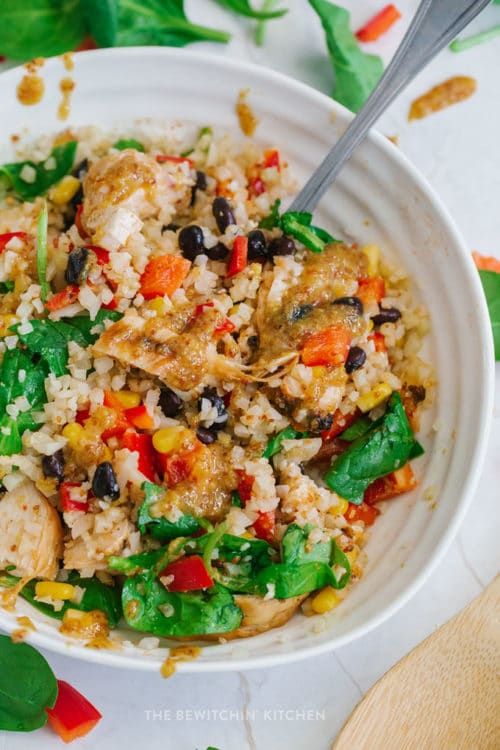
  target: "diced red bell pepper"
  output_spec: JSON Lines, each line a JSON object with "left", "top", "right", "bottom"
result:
{"left": 261, "top": 149, "right": 280, "bottom": 170}
{"left": 248, "top": 175, "right": 265, "bottom": 197}
{"left": 301, "top": 324, "right": 351, "bottom": 367}
{"left": 124, "top": 404, "right": 154, "bottom": 431}
{"left": 46, "top": 680, "right": 102, "bottom": 743}
{"left": 345, "top": 502, "right": 380, "bottom": 526}
{"left": 122, "top": 429, "right": 157, "bottom": 481}
{"left": 101, "top": 295, "right": 118, "bottom": 310}
{"left": 368, "top": 331, "right": 386, "bottom": 352}
{"left": 75, "top": 408, "right": 90, "bottom": 426}
{"left": 74, "top": 204, "right": 88, "bottom": 238}
{"left": 45, "top": 285, "right": 80, "bottom": 312}
{"left": 236, "top": 470, "right": 254, "bottom": 505}
{"left": 214, "top": 318, "right": 236, "bottom": 336}
{"left": 140, "top": 254, "right": 191, "bottom": 300}
{"left": 472, "top": 251, "right": 500, "bottom": 273}
{"left": 193, "top": 300, "right": 214, "bottom": 317}
{"left": 321, "top": 408, "right": 360, "bottom": 441}
{"left": 155, "top": 154, "right": 194, "bottom": 168}
{"left": 102, "top": 392, "right": 131, "bottom": 440}
{"left": 364, "top": 463, "right": 417, "bottom": 505}
{"left": 253, "top": 510, "right": 276, "bottom": 543}
{"left": 356, "top": 4, "right": 401, "bottom": 42}
{"left": 86, "top": 245, "right": 110, "bottom": 266}
{"left": 160, "top": 555, "right": 214, "bottom": 592}
{"left": 227, "top": 236, "right": 248, "bottom": 278}
{"left": 357, "top": 277, "right": 386, "bottom": 305}
{"left": 158, "top": 447, "right": 200, "bottom": 486}
{"left": 0, "top": 232, "right": 29, "bottom": 252}
{"left": 59, "top": 482, "right": 89, "bottom": 513}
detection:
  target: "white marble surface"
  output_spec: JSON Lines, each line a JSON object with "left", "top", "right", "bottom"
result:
{"left": 1, "top": 1, "right": 499, "bottom": 748}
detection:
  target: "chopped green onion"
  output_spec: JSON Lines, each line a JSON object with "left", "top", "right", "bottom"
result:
{"left": 36, "top": 201, "right": 50, "bottom": 304}
{"left": 450, "top": 24, "right": 500, "bottom": 52}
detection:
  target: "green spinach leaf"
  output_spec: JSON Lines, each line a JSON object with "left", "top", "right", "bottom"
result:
{"left": 82, "top": 0, "right": 118, "bottom": 47}
{"left": 263, "top": 426, "right": 308, "bottom": 459}
{"left": 0, "top": 142, "right": 78, "bottom": 201}
{"left": 324, "top": 392, "right": 416, "bottom": 504}
{"left": 117, "top": 0, "right": 231, "bottom": 47}
{"left": 137, "top": 481, "right": 201, "bottom": 540}
{"left": 0, "top": 634, "right": 57, "bottom": 732}
{"left": 113, "top": 138, "right": 145, "bottom": 152}
{"left": 0, "top": 1, "right": 86, "bottom": 60}
{"left": 339, "top": 416, "right": 373, "bottom": 441}
{"left": 36, "top": 201, "right": 50, "bottom": 303}
{"left": 122, "top": 575, "right": 242, "bottom": 637}
{"left": 194, "top": 532, "right": 277, "bottom": 593}
{"left": 0, "top": 414, "right": 22, "bottom": 456}
{"left": 308, "top": 0, "right": 383, "bottom": 112}
{"left": 108, "top": 548, "right": 166, "bottom": 576}
{"left": 212, "top": 0, "right": 286, "bottom": 19}
{"left": 478, "top": 269, "right": 500, "bottom": 360}
{"left": 0, "top": 281, "right": 15, "bottom": 293}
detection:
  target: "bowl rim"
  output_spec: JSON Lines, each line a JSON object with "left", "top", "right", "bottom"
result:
{"left": 0, "top": 46, "right": 494, "bottom": 672}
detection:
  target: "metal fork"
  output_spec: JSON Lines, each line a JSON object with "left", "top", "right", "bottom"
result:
{"left": 289, "top": 0, "right": 491, "bottom": 213}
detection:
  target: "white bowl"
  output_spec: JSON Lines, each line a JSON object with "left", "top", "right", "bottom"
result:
{"left": 0, "top": 48, "right": 494, "bottom": 672}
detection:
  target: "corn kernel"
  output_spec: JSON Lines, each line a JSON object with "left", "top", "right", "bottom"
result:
{"left": 100, "top": 446, "right": 112, "bottom": 463}
{"left": 113, "top": 391, "right": 141, "bottom": 409}
{"left": 152, "top": 426, "right": 186, "bottom": 455}
{"left": 312, "top": 366, "right": 327, "bottom": 378}
{"left": 0, "top": 314, "right": 18, "bottom": 337}
{"left": 336, "top": 498, "right": 349, "bottom": 516}
{"left": 311, "top": 586, "right": 340, "bottom": 614}
{"left": 62, "top": 422, "right": 84, "bottom": 446}
{"left": 361, "top": 244, "right": 380, "bottom": 277}
{"left": 50, "top": 175, "right": 81, "bottom": 205}
{"left": 149, "top": 297, "right": 167, "bottom": 315}
{"left": 35, "top": 581, "right": 75, "bottom": 601}
{"left": 357, "top": 382, "right": 392, "bottom": 413}
{"left": 345, "top": 548, "right": 359, "bottom": 567}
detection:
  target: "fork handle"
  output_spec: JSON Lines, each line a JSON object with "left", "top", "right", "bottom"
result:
{"left": 289, "top": 0, "right": 491, "bottom": 214}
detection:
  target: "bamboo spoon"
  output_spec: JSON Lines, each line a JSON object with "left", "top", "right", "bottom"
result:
{"left": 332, "top": 577, "right": 500, "bottom": 750}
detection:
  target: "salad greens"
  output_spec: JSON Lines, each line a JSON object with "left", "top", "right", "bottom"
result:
{"left": 0, "top": 1, "right": 86, "bottom": 60}
{"left": 259, "top": 200, "right": 339, "bottom": 253}
{"left": 324, "top": 392, "right": 418, "bottom": 504}
{"left": 36, "top": 201, "right": 50, "bottom": 304}
{"left": 0, "top": 635, "right": 57, "bottom": 732}
{"left": 137, "top": 481, "right": 201, "bottom": 541}
{"left": 113, "top": 138, "right": 145, "bottom": 152}
{"left": 0, "top": 142, "right": 78, "bottom": 201}
{"left": 478, "top": 269, "right": 500, "bottom": 360}
{"left": 308, "top": 0, "right": 384, "bottom": 112}
{"left": 0, "top": 571, "right": 123, "bottom": 627}
{"left": 262, "top": 426, "right": 308, "bottom": 459}
{"left": 82, "top": 0, "right": 118, "bottom": 48}
{"left": 212, "top": 0, "right": 286, "bottom": 20}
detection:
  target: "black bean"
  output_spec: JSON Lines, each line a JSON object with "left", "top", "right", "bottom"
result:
{"left": 159, "top": 387, "right": 183, "bottom": 418}
{"left": 247, "top": 334, "right": 259, "bottom": 349}
{"left": 72, "top": 158, "right": 88, "bottom": 182}
{"left": 212, "top": 197, "right": 235, "bottom": 233}
{"left": 371, "top": 307, "right": 402, "bottom": 326}
{"left": 42, "top": 450, "right": 65, "bottom": 481}
{"left": 190, "top": 170, "right": 208, "bottom": 206}
{"left": 333, "top": 296, "right": 363, "bottom": 315}
{"left": 205, "top": 242, "right": 228, "bottom": 261}
{"left": 93, "top": 462, "right": 120, "bottom": 499}
{"left": 247, "top": 229, "right": 267, "bottom": 262}
{"left": 178, "top": 224, "right": 206, "bottom": 261}
{"left": 65, "top": 247, "right": 89, "bottom": 285}
{"left": 268, "top": 236, "right": 295, "bottom": 258}
{"left": 198, "top": 388, "right": 228, "bottom": 430}
{"left": 196, "top": 426, "right": 217, "bottom": 445}
{"left": 290, "top": 304, "right": 313, "bottom": 322}
{"left": 345, "top": 346, "right": 367, "bottom": 374}
{"left": 92, "top": 461, "right": 120, "bottom": 500}
{"left": 164, "top": 222, "right": 180, "bottom": 232}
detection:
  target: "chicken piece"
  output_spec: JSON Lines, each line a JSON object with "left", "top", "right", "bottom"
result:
{"left": 92, "top": 306, "right": 224, "bottom": 391}
{"left": 63, "top": 506, "right": 136, "bottom": 573}
{"left": 0, "top": 480, "right": 63, "bottom": 579}
{"left": 82, "top": 149, "right": 189, "bottom": 251}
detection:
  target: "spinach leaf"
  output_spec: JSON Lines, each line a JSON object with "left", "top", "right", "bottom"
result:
{"left": 409, "top": 440, "right": 425, "bottom": 460}
{"left": 212, "top": 0, "right": 287, "bottom": 19}
{"left": 108, "top": 548, "right": 166, "bottom": 576}
{"left": 0, "top": 281, "right": 15, "bottom": 293}
{"left": 0, "top": 142, "right": 78, "bottom": 201}
{"left": 82, "top": 0, "right": 118, "bottom": 47}
{"left": 0, "top": 349, "right": 48, "bottom": 455}
{"left": 0, "top": 1, "right": 86, "bottom": 60}
{"left": 117, "top": 0, "right": 231, "bottom": 47}
{"left": 0, "top": 571, "right": 122, "bottom": 628}
{"left": 255, "top": 560, "right": 338, "bottom": 597}
{"left": 258, "top": 203, "right": 339, "bottom": 252}
{"left": 36, "top": 201, "right": 50, "bottom": 303}
{"left": 194, "top": 532, "right": 277, "bottom": 593}
{"left": 339, "top": 416, "right": 373, "bottom": 441}
{"left": 258, "top": 198, "right": 281, "bottom": 229}
{"left": 0, "top": 634, "right": 57, "bottom": 732}
{"left": 263, "top": 426, "right": 308, "bottom": 459}
{"left": 122, "top": 575, "right": 242, "bottom": 636}
{"left": 478, "top": 269, "right": 500, "bottom": 360}
{"left": 113, "top": 138, "right": 145, "bottom": 152}
{"left": 255, "top": 0, "right": 280, "bottom": 45}
{"left": 137, "top": 481, "right": 201, "bottom": 540}
{"left": 64, "top": 308, "right": 123, "bottom": 342}
{"left": 324, "top": 392, "right": 416, "bottom": 504}
{"left": 0, "top": 414, "right": 22, "bottom": 456}
{"left": 281, "top": 523, "right": 332, "bottom": 565}
{"left": 308, "top": 0, "right": 383, "bottom": 112}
